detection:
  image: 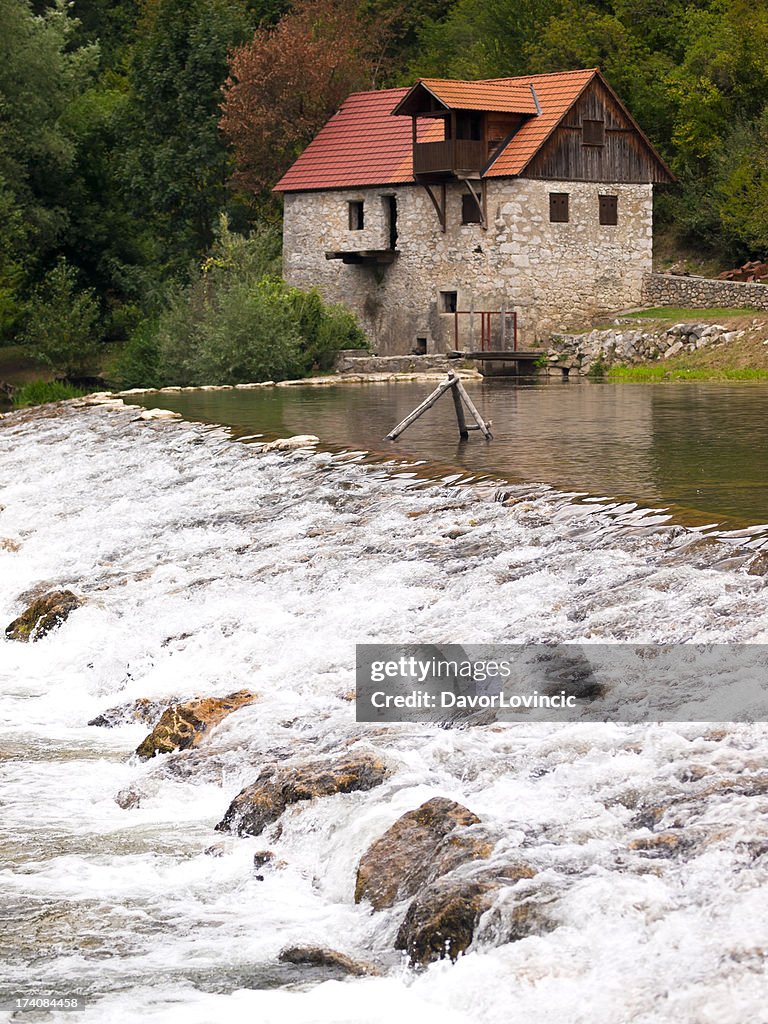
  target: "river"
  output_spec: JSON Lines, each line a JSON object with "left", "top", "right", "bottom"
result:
{"left": 1, "top": 388, "right": 767, "bottom": 1024}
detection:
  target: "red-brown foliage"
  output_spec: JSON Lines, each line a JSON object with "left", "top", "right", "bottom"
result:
{"left": 220, "top": 0, "right": 378, "bottom": 191}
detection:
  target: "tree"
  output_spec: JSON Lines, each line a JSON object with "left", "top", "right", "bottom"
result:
{"left": 0, "top": 0, "right": 97, "bottom": 334}
{"left": 220, "top": 0, "right": 376, "bottom": 192}
{"left": 122, "top": 0, "right": 255, "bottom": 271}
{"left": 23, "top": 259, "right": 103, "bottom": 379}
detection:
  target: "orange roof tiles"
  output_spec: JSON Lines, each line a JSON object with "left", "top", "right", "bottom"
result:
{"left": 274, "top": 69, "right": 599, "bottom": 192}
{"left": 398, "top": 78, "right": 540, "bottom": 115}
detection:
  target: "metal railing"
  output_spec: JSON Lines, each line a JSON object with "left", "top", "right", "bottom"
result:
{"left": 453, "top": 309, "right": 518, "bottom": 351}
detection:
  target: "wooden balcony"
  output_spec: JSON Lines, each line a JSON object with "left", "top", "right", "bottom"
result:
{"left": 413, "top": 139, "right": 487, "bottom": 178}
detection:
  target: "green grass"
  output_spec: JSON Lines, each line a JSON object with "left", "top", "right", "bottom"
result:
{"left": 620, "top": 307, "right": 762, "bottom": 321}
{"left": 12, "top": 380, "right": 86, "bottom": 407}
{"left": 606, "top": 365, "right": 768, "bottom": 382}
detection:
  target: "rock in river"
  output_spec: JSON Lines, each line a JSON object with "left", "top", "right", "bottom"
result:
{"left": 89, "top": 697, "right": 174, "bottom": 729}
{"left": 355, "top": 797, "right": 493, "bottom": 910}
{"left": 395, "top": 862, "right": 537, "bottom": 966}
{"left": 135, "top": 690, "right": 257, "bottom": 759}
{"left": 5, "top": 590, "right": 83, "bottom": 641}
{"left": 278, "top": 946, "right": 378, "bottom": 977}
{"left": 215, "top": 752, "right": 389, "bottom": 836}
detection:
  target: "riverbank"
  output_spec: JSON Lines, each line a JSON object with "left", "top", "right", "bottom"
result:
{"left": 2, "top": 399, "right": 768, "bottom": 1023}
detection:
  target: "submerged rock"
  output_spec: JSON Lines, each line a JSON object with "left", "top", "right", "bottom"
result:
{"left": 277, "top": 946, "right": 379, "bottom": 977}
{"left": 88, "top": 697, "right": 173, "bottom": 729}
{"left": 5, "top": 590, "right": 83, "bottom": 641}
{"left": 215, "top": 752, "right": 389, "bottom": 836}
{"left": 395, "top": 862, "right": 537, "bottom": 966}
{"left": 135, "top": 690, "right": 257, "bottom": 759}
{"left": 263, "top": 435, "right": 319, "bottom": 452}
{"left": 138, "top": 408, "right": 182, "bottom": 421}
{"left": 355, "top": 797, "right": 492, "bottom": 910}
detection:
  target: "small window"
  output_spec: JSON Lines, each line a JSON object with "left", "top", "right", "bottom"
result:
{"left": 348, "top": 200, "right": 364, "bottom": 230}
{"left": 414, "top": 337, "right": 427, "bottom": 356}
{"left": 549, "top": 193, "right": 569, "bottom": 223}
{"left": 440, "top": 290, "right": 458, "bottom": 313}
{"left": 599, "top": 195, "right": 618, "bottom": 225}
{"left": 461, "top": 193, "right": 482, "bottom": 224}
{"left": 582, "top": 119, "right": 605, "bottom": 146}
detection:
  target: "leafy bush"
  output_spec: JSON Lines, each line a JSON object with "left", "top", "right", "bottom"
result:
{"left": 286, "top": 287, "right": 367, "bottom": 372}
{"left": 13, "top": 380, "right": 86, "bottom": 407}
{"left": 114, "top": 319, "right": 163, "bottom": 389}
{"left": 22, "top": 259, "right": 103, "bottom": 379}
{"left": 156, "top": 276, "right": 304, "bottom": 385}
{"left": 121, "top": 220, "right": 368, "bottom": 388}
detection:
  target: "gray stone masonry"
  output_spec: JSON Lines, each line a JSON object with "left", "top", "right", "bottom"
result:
{"left": 642, "top": 272, "right": 768, "bottom": 311}
{"left": 548, "top": 317, "right": 768, "bottom": 374}
{"left": 284, "top": 179, "right": 653, "bottom": 356}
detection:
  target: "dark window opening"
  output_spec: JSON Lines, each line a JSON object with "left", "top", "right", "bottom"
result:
{"left": 414, "top": 337, "right": 427, "bottom": 355}
{"left": 348, "top": 200, "right": 364, "bottom": 231}
{"left": 549, "top": 192, "right": 569, "bottom": 223}
{"left": 582, "top": 119, "right": 605, "bottom": 146}
{"left": 455, "top": 111, "right": 483, "bottom": 140}
{"left": 384, "top": 195, "right": 398, "bottom": 248}
{"left": 440, "top": 290, "right": 458, "bottom": 313}
{"left": 462, "top": 193, "right": 482, "bottom": 224}
{"left": 599, "top": 194, "right": 618, "bottom": 225}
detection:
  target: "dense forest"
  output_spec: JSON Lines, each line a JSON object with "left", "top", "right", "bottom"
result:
{"left": 2, "top": 0, "right": 768, "bottom": 388}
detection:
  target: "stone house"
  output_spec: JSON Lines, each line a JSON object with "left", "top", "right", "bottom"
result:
{"left": 274, "top": 69, "right": 674, "bottom": 354}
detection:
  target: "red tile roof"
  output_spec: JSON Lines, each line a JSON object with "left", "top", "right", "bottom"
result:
{"left": 274, "top": 69, "right": 613, "bottom": 192}
{"left": 396, "top": 78, "right": 540, "bottom": 115}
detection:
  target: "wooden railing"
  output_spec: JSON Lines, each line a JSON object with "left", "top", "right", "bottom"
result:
{"left": 413, "top": 139, "right": 486, "bottom": 176}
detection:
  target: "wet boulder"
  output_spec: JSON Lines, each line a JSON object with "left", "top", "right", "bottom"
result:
{"left": 88, "top": 697, "right": 172, "bottom": 729}
{"left": 263, "top": 435, "right": 319, "bottom": 452}
{"left": 278, "top": 946, "right": 379, "bottom": 977}
{"left": 355, "top": 797, "right": 493, "bottom": 910}
{"left": 135, "top": 690, "right": 257, "bottom": 760}
{"left": 396, "top": 862, "right": 537, "bottom": 966}
{"left": 215, "top": 752, "right": 389, "bottom": 836}
{"left": 5, "top": 590, "right": 83, "bottom": 641}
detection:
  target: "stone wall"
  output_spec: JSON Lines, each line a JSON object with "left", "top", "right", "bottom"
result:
{"left": 642, "top": 272, "right": 768, "bottom": 311}
{"left": 283, "top": 179, "right": 653, "bottom": 355}
{"left": 333, "top": 351, "right": 454, "bottom": 374}
{"left": 548, "top": 319, "right": 765, "bottom": 374}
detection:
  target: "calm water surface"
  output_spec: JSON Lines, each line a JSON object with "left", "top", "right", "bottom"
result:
{"left": 136, "top": 379, "right": 768, "bottom": 529}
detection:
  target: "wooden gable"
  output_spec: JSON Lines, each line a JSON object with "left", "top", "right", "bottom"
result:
{"left": 521, "top": 75, "right": 674, "bottom": 184}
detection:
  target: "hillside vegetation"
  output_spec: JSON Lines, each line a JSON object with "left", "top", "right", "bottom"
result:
{"left": 2, "top": 0, "right": 768, "bottom": 386}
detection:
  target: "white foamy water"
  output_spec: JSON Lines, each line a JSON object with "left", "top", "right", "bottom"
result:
{"left": 1, "top": 399, "right": 768, "bottom": 1024}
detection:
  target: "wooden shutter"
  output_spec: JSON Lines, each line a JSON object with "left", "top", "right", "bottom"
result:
{"left": 599, "top": 195, "right": 618, "bottom": 225}
{"left": 582, "top": 119, "right": 605, "bottom": 146}
{"left": 549, "top": 193, "right": 569, "bottom": 223}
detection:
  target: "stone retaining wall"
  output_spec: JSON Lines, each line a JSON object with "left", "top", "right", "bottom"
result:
{"left": 548, "top": 318, "right": 766, "bottom": 374}
{"left": 334, "top": 351, "right": 454, "bottom": 374}
{"left": 642, "top": 272, "right": 768, "bottom": 311}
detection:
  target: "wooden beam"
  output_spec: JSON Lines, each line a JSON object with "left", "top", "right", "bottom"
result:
{"left": 421, "top": 183, "right": 446, "bottom": 232}
{"left": 385, "top": 375, "right": 456, "bottom": 440}
{"left": 455, "top": 379, "right": 493, "bottom": 439}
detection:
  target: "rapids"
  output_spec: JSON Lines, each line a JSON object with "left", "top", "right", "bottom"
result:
{"left": 1, "top": 398, "right": 767, "bottom": 1024}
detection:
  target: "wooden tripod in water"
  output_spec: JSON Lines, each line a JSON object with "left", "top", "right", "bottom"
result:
{"left": 385, "top": 371, "right": 493, "bottom": 442}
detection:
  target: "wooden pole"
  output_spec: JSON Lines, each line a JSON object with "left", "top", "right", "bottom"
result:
{"left": 455, "top": 379, "right": 493, "bottom": 439}
{"left": 450, "top": 374, "right": 469, "bottom": 440}
{"left": 385, "top": 376, "right": 457, "bottom": 440}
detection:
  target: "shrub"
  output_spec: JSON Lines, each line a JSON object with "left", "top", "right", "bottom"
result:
{"left": 148, "top": 220, "right": 367, "bottom": 386}
{"left": 22, "top": 259, "right": 104, "bottom": 379}
{"left": 114, "top": 319, "right": 163, "bottom": 389}
{"left": 286, "top": 287, "right": 367, "bottom": 371}
{"left": 13, "top": 380, "right": 86, "bottom": 407}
